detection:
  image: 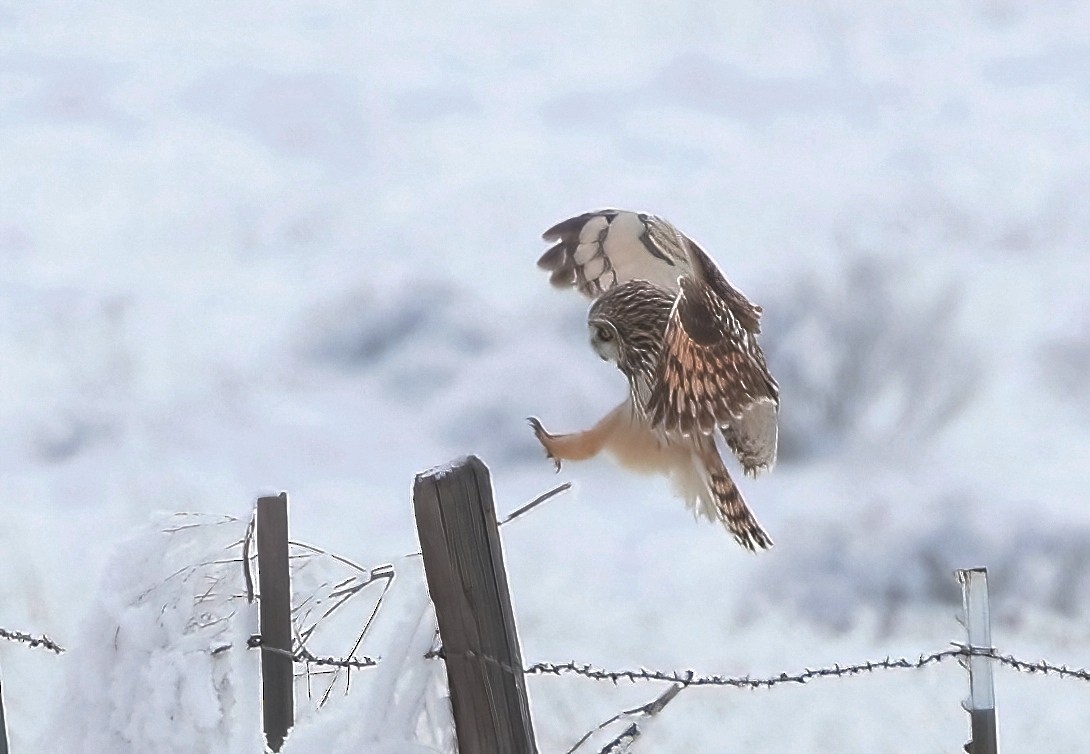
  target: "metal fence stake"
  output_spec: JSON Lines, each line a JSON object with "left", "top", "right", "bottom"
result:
{"left": 957, "top": 567, "right": 998, "bottom": 754}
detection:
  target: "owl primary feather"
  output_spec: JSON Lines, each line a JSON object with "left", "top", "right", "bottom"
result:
{"left": 528, "top": 209, "right": 779, "bottom": 551}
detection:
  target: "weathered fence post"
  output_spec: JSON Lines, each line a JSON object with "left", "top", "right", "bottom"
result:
{"left": 958, "top": 567, "right": 998, "bottom": 754}
{"left": 413, "top": 456, "right": 539, "bottom": 754}
{"left": 257, "top": 492, "right": 294, "bottom": 753}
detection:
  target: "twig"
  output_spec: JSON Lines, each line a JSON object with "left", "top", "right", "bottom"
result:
{"left": 242, "top": 508, "right": 256, "bottom": 603}
{"left": 500, "top": 482, "right": 573, "bottom": 525}
{"left": 318, "top": 566, "right": 396, "bottom": 707}
{"left": 568, "top": 684, "right": 683, "bottom": 753}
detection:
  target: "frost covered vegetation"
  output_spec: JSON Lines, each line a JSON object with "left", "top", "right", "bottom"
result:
{"left": 51, "top": 515, "right": 451, "bottom": 753}
{"left": 3, "top": 1, "right": 1090, "bottom": 751}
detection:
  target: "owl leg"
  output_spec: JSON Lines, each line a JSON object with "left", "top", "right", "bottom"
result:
{"left": 527, "top": 402, "right": 627, "bottom": 472}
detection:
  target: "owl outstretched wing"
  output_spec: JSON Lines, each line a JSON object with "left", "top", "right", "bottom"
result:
{"left": 538, "top": 210, "right": 695, "bottom": 298}
{"left": 647, "top": 275, "right": 779, "bottom": 474}
{"left": 539, "top": 211, "right": 766, "bottom": 334}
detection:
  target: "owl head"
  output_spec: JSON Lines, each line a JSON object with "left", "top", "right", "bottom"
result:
{"left": 587, "top": 318, "right": 623, "bottom": 364}
{"left": 586, "top": 280, "right": 672, "bottom": 376}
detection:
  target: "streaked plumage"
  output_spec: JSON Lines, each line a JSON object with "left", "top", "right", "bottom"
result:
{"left": 529, "top": 209, "right": 779, "bottom": 551}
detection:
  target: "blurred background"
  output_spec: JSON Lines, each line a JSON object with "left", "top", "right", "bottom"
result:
{"left": 2, "top": 1, "right": 1089, "bottom": 751}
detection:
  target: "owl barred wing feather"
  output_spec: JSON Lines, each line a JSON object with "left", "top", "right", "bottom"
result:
{"left": 689, "top": 240, "right": 765, "bottom": 336}
{"left": 710, "top": 471, "right": 773, "bottom": 550}
{"left": 682, "top": 247, "right": 780, "bottom": 473}
{"left": 538, "top": 210, "right": 693, "bottom": 298}
{"left": 647, "top": 276, "right": 780, "bottom": 474}
{"left": 696, "top": 436, "right": 773, "bottom": 550}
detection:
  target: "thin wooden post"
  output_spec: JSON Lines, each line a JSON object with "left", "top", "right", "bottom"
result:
{"left": 413, "top": 456, "right": 538, "bottom": 754}
{"left": 257, "top": 493, "right": 294, "bottom": 752}
{"left": 957, "top": 567, "right": 998, "bottom": 754}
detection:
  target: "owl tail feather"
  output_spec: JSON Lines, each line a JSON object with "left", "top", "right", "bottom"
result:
{"left": 708, "top": 468, "right": 773, "bottom": 552}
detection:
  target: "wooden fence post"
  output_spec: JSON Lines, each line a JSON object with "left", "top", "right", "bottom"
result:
{"left": 413, "top": 456, "right": 538, "bottom": 754}
{"left": 957, "top": 567, "right": 998, "bottom": 754}
{"left": 258, "top": 493, "right": 294, "bottom": 753}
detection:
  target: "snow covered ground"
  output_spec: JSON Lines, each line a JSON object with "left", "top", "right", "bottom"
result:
{"left": 2, "top": 1, "right": 1090, "bottom": 751}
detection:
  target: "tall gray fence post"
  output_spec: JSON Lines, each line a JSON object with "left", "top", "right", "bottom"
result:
{"left": 413, "top": 456, "right": 539, "bottom": 754}
{"left": 258, "top": 493, "right": 294, "bottom": 752}
{"left": 958, "top": 567, "right": 998, "bottom": 754}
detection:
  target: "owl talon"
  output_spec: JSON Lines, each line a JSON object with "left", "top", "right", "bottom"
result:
{"left": 527, "top": 417, "right": 563, "bottom": 472}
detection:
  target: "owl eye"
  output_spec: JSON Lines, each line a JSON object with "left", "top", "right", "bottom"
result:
{"left": 596, "top": 326, "right": 613, "bottom": 342}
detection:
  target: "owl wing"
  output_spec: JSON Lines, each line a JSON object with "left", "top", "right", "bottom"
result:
{"left": 537, "top": 210, "right": 694, "bottom": 298}
{"left": 696, "top": 249, "right": 779, "bottom": 474}
{"left": 721, "top": 397, "right": 779, "bottom": 477}
{"left": 687, "top": 238, "right": 765, "bottom": 335}
{"left": 647, "top": 275, "right": 779, "bottom": 473}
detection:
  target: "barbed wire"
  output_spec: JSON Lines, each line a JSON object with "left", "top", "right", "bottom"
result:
{"left": 252, "top": 638, "right": 1090, "bottom": 690}
{"left": 519, "top": 646, "right": 1090, "bottom": 688}
{"left": 243, "top": 635, "right": 1090, "bottom": 754}
{"left": 445, "top": 646, "right": 967, "bottom": 689}
{"left": 0, "top": 627, "right": 65, "bottom": 654}
{"left": 986, "top": 649, "right": 1090, "bottom": 682}
{"left": 22, "top": 623, "right": 1086, "bottom": 689}
{"left": 523, "top": 651, "right": 962, "bottom": 688}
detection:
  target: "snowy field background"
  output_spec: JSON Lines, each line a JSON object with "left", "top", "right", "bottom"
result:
{"left": 2, "top": 1, "right": 1090, "bottom": 751}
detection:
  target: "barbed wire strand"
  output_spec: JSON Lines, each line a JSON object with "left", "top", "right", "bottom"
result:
{"left": 987, "top": 650, "right": 1090, "bottom": 682}
{"left": 0, "top": 627, "right": 65, "bottom": 654}
{"left": 472, "top": 647, "right": 967, "bottom": 689}
{"left": 521, "top": 647, "right": 1090, "bottom": 688}
{"left": 250, "top": 639, "right": 1090, "bottom": 688}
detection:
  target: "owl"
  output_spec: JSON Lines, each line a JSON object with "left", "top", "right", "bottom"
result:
{"left": 528, "top": 210, "right": 779, "bottom": 551}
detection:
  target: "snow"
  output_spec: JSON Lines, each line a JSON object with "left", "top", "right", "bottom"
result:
{"left": 2, "top": 1, "right": 1090, "bottom": 751}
